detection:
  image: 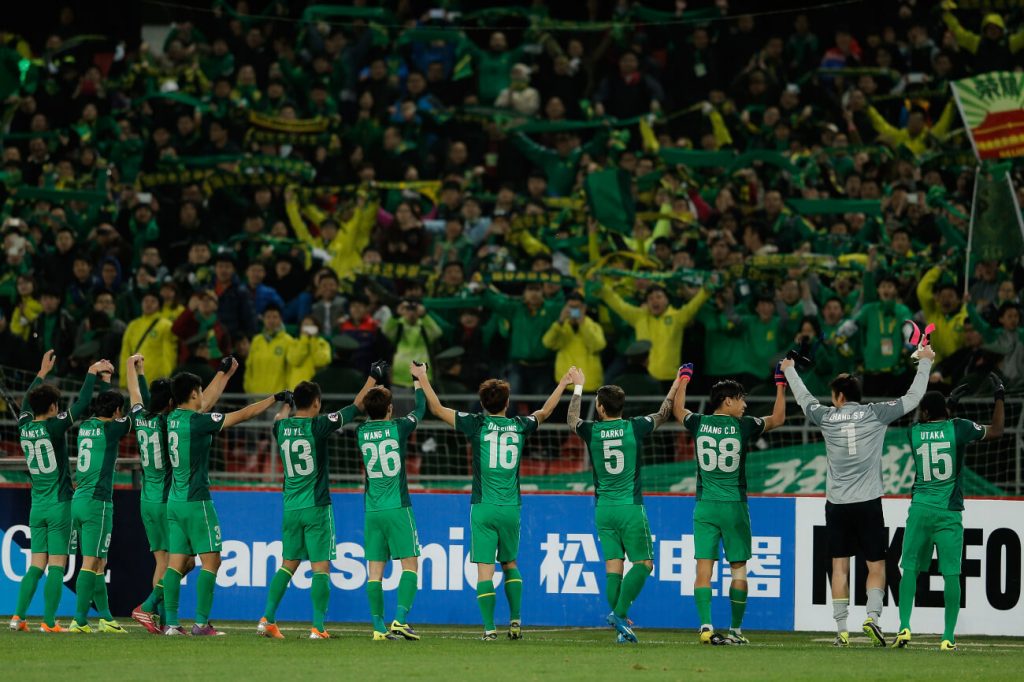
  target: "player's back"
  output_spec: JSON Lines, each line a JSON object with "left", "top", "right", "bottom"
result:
{"left": 19, "top": 412, "right": 73, "bottom": 503}
{"left": 578, "top": 416, "right": 655, "bottom": 506}
{"left": 458, "top": 412, "right": 538, "bottom": 505}
{"left": 133, "top": 409, "right": 171, "bottom": 503}
{"left": 682, "top": 412, "right": 765, "bottom": 502}
{"left": 909, "top": 418, "right": 986, "bottom": 511}
{"left": 356, "top": 418, "right": 411, "bottom": 511}
{"left": 73, "top": 417, "right": 129, "bottom": 502}
{"left": 813, "top": 402, "right": 893, "bottom": 504}
{"left": 275, "top": 415, "right": 333, "bottom": 510}
{"left": 166, "top": 408, "right": 222, "bottom": 503}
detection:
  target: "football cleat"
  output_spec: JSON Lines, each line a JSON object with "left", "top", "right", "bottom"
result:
{"left": 481, "top": 631, "right": 498, "bottom": 641}
{"left": 833, "top": 631, "right": 850, "bottom": 647}
{"left": 699, "top": 626, "right": 733, "bottom": 645}
{"left": 131, "top": 605, "right": 161, "bottom": 634}
{"left": 606, "top": 612, "right": 638, "bottom": 643}
{"left": 257, "top": 617, "right": 284, "bottom": 639}
{"left": 616, "top": 633, "right": 628, "bottom": 644}
{"left": 39, "top": 622, "right": 66, "bottom": 633}
{"left": 309, "top": 628, "right": 330, "bottom": 639}
{"left": 862, "top": 617, "right": 886, "bottom": 647}
{"left": 9, "top": 616, "right": 29, "bottom": 632}
{"left": 508, "top": 620, "right": 522, "bottom": 640}
{"left": 164, "top": 625, "right": 188, "bottom": 636}
{"left": 892, "top": 628, "right": 911, "bottom": 648}
{"left": 940, "top": 640, "right": 958, "bottom": 651}
{"left": 390, "top": 620, "right": 420, "bottom": 641}
{"left": 68, "top": 621, "right": 93, "bottom": 634}
{"left": 191, "top": 623, "right": 225, "bottom": 636}
{"left": 728, "top": 629, "right": 749, "bottom": 644}
{"left": 97, "top": 618, "right": 127, "bottom": 634}
{"left": 373, "top": 630, "right": 401, "bottom": 640}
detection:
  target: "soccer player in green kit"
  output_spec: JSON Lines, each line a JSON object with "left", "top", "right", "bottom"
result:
{"left": 891, "top": 376, "right": 1005, "bottom": 651}
{"left": 356, "top": 363, "right": 427, "bottom": 641}
{"left": 412, "top": 363, "right": 575, "bottom": 640}
{"left": 68, "top": 383, "right": 136, "bottom": 634}
{"left": 9, "top": 351, "right": 108, "bottom": 633}
{"left": 125, "top": 354, "right": 201, "bottom": 634}
{"left": 566, "top": 367, "right": 680, "bottom": 644}
{"left": 257, "top": 362, "right": 384, "bottom": 640}
{"left": 161, "top": 369, "right": 291, "bottom": 636}
{"left": 674, "top": 362, "right": 787, "bottom": 645}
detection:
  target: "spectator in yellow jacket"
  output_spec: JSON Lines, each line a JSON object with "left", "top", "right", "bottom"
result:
{"left": 284, "top": 186, "right": 378, "bottom": 278}
{"left": 598, "top": 281, "right": 710, "bottom": 382}
{"left": 286, "top": 315, "right": 332, "bottom": 387}
{"left": 942, "top": 9, "right": 1024, "bottom": 73}
{"left": 865, "top": 100, "right": 956, "bottom": 156}
{"left": 244, "top": 304, "right": 294, "bottom": 394}
{"left": 542, "top": 292, "right": 606, "bottom": 391}
{"left": 119, "top": 291, "right": 178, "bottom": 387}
{"left": 916, "top": 264, "right": 967, "bottom": 364}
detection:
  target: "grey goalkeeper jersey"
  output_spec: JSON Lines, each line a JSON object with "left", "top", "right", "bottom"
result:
{"left": 784, "top": 360, "right": 932, "bottom": 504}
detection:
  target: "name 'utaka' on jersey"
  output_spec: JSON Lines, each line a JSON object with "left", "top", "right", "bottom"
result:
{"left": 908, "top": 418, "right": 986, "bottom": 511}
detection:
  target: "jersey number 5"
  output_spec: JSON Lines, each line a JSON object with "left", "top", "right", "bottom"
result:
{"left": 602, "top": 439, "right": 625, "bottom": 474}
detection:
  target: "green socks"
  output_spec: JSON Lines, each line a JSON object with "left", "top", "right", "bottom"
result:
{"left": 695, "top": 586, "right": 713, "bottom": 627}
{"left": 74, "top": 569, "right": 97, "bottom": 625}
{"left": 311, "top": 572, "right": 330, "bottom": 631}
{"left": 161, "top": 567, "right": 183, "bottom": 627}
{"left": 504, "top": 568, "right": 523, "bottom": 621}
{"left": 15, "top": 565, "right": 43, "bottom": 618}
{"left": 729, "top": 586, "right": 748, "bottom": 630}
{"left": 943, "top": 575, "right": 961, "bottom": 642}
{"left": 477, "top": 579, "right": 496, "bottom": 632}
{"left": 263, "top": 567, "right": 293, "bottom": 623}
{"left": 614, "top": 564, "right": 651, "bottom": 619}
{"left": 395, "top": 570, "right": 418, "bottom": 624}
{"left": 194, "top": 568, "right": 217, "bottom": 625}
{"left": 142, "top": 583, "right": 163, "bottom": 613}
{"left": 43, "top": 565, "right": 64, "bottom": 628}
{"left": 93, "top": 572, "right": 113, "bottom": 621}
{"left": 368, "top": 580, "right": 386, "bottom": 633}
{"left": 606, "top": 572, "right": 623, "bottom": 611}
{"left": 899, "top": 572, "right": 917, "bottom": 631}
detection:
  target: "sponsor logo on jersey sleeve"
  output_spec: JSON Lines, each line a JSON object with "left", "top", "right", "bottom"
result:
{"left": 211, "top": 413, "right": 225, "bottom": 422}
{"left": 328, "top": 412, "right": 340, "bottom": 423}
{"left": 57, "top": 411, "right": 69, "bottom": 420}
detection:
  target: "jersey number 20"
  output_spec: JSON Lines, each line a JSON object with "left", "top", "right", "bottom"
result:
{"left": 23, "top": 440, "right": 57, "bottom": 475}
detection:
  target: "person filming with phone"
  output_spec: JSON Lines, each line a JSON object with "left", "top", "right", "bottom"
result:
{"left": 542, "top": 292, "right": 606, "bottom": 391}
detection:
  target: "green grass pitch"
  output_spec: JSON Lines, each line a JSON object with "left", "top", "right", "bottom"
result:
{"left": 5, "top": 623, "right": 1024, "bottom": 680}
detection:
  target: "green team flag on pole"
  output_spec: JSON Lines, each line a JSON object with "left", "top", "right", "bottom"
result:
{"left": 585, "top": 168, "right": 635, "bottom": 236}
{"left": 951, "top": 71, "right": 1024, "bottom": 161}
{"left": 965, "top": 165, "right": 1024, "bottom": 291}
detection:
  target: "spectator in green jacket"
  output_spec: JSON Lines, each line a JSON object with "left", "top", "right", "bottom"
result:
{"left": 482, "top": 284, "right": 561, "bottom": 398}
{"left": 383, "top": 299, "right": 444, "bottom": 389}
{"left": 837, "top": 275, "right": 914, "bottom": 396}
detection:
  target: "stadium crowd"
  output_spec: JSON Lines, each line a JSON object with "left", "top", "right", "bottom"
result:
{"left": 0, "top": 0, "right": 1023, "bottom": 406}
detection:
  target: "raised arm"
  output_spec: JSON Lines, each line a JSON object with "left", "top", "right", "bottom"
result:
{"left": 673, "top": 364, "right": 693, "bottom": 423}
{"left": 898, "top": 346, "right": 935, "bottom": 416}
{"left": 532, "top": 369, "right": 573, "bottom": 425}
{"left": 410, "top": 362, "right": 454, "bottom": 426}
{"left": 223, "top": 392, "right": 288, "bottom": 429}
{"left": 566, "top": 367, "right": 585, "bottom": 433}
{"left": 23, "top": 351, "right": 56, "bottom": 412}
{"left": 983, "top": 373, "right": 1005, "bottom": 440}
{"left": 201, "top": 357, "right": 237, "bottom": 413}
{"left": 72, "top": 360, "right": 112, "bottom": 420}
{"left": 274, "top": 401, "right": 292, "bottom": 422}
{"left": 356, "top": 361, "right": 389, "bottom": 412}
{"left": 761, "top": 366, "right": 787, "bottom": 432}
{"left": 781, "top": 357, "right": 826, "bottom": 425}
{"left": 126, "top": 354, "right": 144, "bottom": 407}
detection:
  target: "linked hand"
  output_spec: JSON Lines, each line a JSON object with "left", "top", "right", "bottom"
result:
{"left": 678, "top": 363, "right": 694, "bottom": 383}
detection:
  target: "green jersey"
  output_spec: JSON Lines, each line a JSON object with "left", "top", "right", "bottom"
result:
{"left": 682, "top": 413, "right": 765, "bottom": 502}
{"left": 73, "top": 415, "right": 132, "bottom": 502}
{"left": 18, "top": 374, "right": 96, "bottom": 504}
{"left": 355, "top": 390, "right": 425, "bottom": 512}
{"left": 457, "top": 412, "right": 538, "bottom": 505}
{"left": 575, "top": 416, "right": 656, "bottom": 506}
{"left": 132, "top": 375, "right": 171, "bottom": 503}
{"left": 274, "top": 405, "right": 359, "bottom": 510}
{"left": 166, "top": 408, "right": 225, "bottom": 503}
{"left": 908, "top": 418, "right": 986, "bottom": 511}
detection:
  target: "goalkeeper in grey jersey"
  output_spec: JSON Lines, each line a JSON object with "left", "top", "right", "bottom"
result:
{"left": 781, "top": 343, "right": 935, "bottom": 648}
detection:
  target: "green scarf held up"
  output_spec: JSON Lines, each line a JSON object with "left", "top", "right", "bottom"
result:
{"left": 196, "top": 313, "right": 223, "bottom": 360}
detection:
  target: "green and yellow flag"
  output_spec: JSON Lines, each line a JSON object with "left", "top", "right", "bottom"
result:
{"left": 951, "top": 71, "right": 1024, "bottom": 160}
{"left": 967, "top": 165, "right": 1024, "bottom": 268}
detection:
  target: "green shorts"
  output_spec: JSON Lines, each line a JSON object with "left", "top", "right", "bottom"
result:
{"left": 693, "top": 500, "right": 752, "bottom": 562}
{"left": 167, "top": 499, "right": 222, "bottom": 555}
{"left": 141, "top": 501, "right": 169, "bottom": 553}
{"left": 595, "top": 504, "right": 653, "bottom": 562}
{"left": 283, "top": 505, "right": 337, "bottom": 563}
{"left": 29, "top": 500, "right": 72, "bottom": 555}
{"left": 901, "top": 503, "right": 963, "bottom": 575}
{"left": 364, "top": 507, "right": 420, "bottom": 562}
{"left": 71, "top": 497, "right": 113, "bottom": 559}
{"left": 470, "top": 503, "right": 520, "bottom": 564}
